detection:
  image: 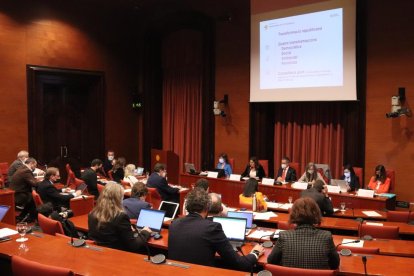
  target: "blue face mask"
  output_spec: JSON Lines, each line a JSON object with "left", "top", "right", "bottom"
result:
{"left": 344, "top": 172, "right": 351, "bottom": 178}
{"left": 218, "top": 158, "right": 224, "bottom": 164}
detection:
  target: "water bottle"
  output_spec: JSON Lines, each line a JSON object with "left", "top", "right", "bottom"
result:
{"left": 252, "top": 193, "right": 257, "bottom": 212}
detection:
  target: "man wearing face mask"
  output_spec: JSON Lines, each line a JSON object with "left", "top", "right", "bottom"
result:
{"left": 103, "top": 150, "right": 115, "bottom": 174}
{"left": 37, "top": 167, "right": 82, "bottom": 210}
{"left": 7, "top": 150, "right": 29, "bottom": 183}
{"left": 10, "top": 157, "right": 39, "bottom": 222}
{"left": 276, "top": 157, "right": 297, "bottom": 183}
{"left": 147, "top": 163, "right": 183, "bottom": 203}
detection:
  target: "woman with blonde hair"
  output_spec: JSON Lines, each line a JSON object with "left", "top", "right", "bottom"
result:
{"left": 123, "top": 164, "right": 139, "bottom": 186}
{"left": 88, "top": 182, "right": 151, "bottom": 252}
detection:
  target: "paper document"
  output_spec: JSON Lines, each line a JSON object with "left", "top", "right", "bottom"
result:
{"left": 366, "top": 222, "right": 383, "bottom": 226}
{"left": 341, "top": 239, "right": 364, "bottom": 248}
{"left": 0, "top": 228, "right": 18, "bottom": 238}
{"left": 362, "top": 211, "right": 382, "bottom": 217}
{"left": 278, "top": 203, "right": 293, "bottom": 210}
{"left": 266, "top": 202, "right": 282, "bottom": 209}
{"left": 253, "top": 212, "right": 278, "bottom": 220}
{"left": 247, "top": 230, "right": 275, "bottom": 240}
{"left": 273, "top": 229, "right": 286, "bottom": 239}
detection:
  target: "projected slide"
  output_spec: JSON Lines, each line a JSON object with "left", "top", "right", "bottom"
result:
{"left": 259, "top": 8, "right": 343, "bottom": 89}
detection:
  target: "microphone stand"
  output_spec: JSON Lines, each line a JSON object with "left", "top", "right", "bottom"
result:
{"left": 362, "top": 255, "right": 368, "bottom": 276}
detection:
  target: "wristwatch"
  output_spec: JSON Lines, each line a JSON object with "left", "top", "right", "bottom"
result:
{"left": 251, "top": 249, "right": 261, "bottom": 259}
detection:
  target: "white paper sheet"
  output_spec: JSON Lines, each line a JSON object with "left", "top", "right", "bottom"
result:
{"left": 253, "top": 211, "right": 278, "bottom": 220}
{"left": 0, "top": 228, "right": 18, "bottom": 238}
{"left": 266, "top": 202, "right": 282, "bottom": 209}
{"left": 247, "top": 230, "right": 275, "bottom": 240}
{"left": 341, "top": 239, "right": 364, "bottom": 248}
{"left": 366, "top": 222, "right": 384, "bottom": 226}
{"left": 362, "top": 211, "right": 382, "bottom": 217}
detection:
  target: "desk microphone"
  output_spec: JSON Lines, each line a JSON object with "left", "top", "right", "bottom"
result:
{"left": 362, "top": 255, "right": 368, "bottom": 276}
{"left": 259, "top": 233, "right": 277, "bottom": 248}
{"left": 136, "top": 228, "right": 166, "bottom": 264}
{"left": 335, "top": 240, "right": 361, "bottom": 256}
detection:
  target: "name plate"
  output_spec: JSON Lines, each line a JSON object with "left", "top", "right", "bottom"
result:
{"left": 327, "top": 185, "right": 341, "bottom": 194}
{"left": 229, "top": 174, "right": 241, "bottom": 181}
{"left": 357, "top": 189, "right": 375, "bottom": 198}
{"left": 261, "top": 178, "right": 275, "bottom": 186}
{"left": 206, "top": 171, "right": 219, "bottom": 178}
{"left": 291, "top": 182, "right": 309, "bottom": 190}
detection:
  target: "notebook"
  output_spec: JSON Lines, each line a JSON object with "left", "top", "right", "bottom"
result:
{"left": 213, "top": 216, "right": 247, "bottom": 251}
{"left": 136, "top": 209, "right": 166, "bottom": 232}
{"left": 158, "top": 201, "right": 179, "bottom": 221}
{"left": 0, "top": 205, "right": 10, "bottom": 222}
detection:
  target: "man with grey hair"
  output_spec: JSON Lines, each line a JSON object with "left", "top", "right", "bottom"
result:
{"left": 7, "top": 150, "right": 29, "bottom": 183}
{"left": 208, "top": 193, "right": 228, "bottom": 217}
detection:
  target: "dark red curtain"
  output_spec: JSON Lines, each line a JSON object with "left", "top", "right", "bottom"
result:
{"left": 274, "top": 102, "right": 344, "bottom": 179}
{"left": 162, "top": 29, "right": 203, "bottom": 173}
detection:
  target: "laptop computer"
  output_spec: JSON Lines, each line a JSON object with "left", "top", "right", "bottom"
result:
{"left": 227, "top": 211, "right": 255, "bottom": 234}
{"left": 158, "top": 201, "right": 179, "bottom": 222}
{"left": 212, "top": 168, "right": 225, "bottom": 178}
{"left": 331, "top": 179, "right": 349, "bottom": 193}
{"left": 0, "top": 205, "right": 10, "bottom": 222}
{"left": 213, "top": 216, "right": 247, "bottom": 251}
{"left": 136, "top": 209, "right": 166, "bottom": 232}
{"left": 184, "top": 163, "right": 199, "bottom": 175}
{"left": 76, "top": 182, "right": 88, "bottom": 193}
{"left": 135, "top": 167, "right": 144, "bottom": 176}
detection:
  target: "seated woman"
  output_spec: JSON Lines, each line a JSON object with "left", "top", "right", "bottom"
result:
{"left": 88, "top": 182, "right": 151, "bottom": 253}
{"left": 367, "top": 165, "right": 391, "bottom": 194}
{"left": 267, "top": 197, "right": 340, "bottom": 270}
{"left": 298, "top": 162, "right": 326, "bottom": 185}
{"left": 216, "top": 153, "right": 232, "bottom": 177}
{"left": 123, "top": 182, "right": 151, "bottom": 219}
{"left": 110, "top": 157, "right": 126, "bottom": 183}
{"left": 123, "top": 164, "right": 139, "bottom": 186}
{"left": 340, "top": 164, "right": 360, "bottom": 192}
{"left": 239, "top": 178, "right": 267, "bottom": 211}
{"left": 241, "top": 156, "right": 266, "bottom": 179}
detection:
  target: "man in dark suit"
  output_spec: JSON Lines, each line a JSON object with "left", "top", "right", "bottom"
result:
{"left": 168, "top": 188, "right": 264, "bottom": 270}
{"left": 7, "top": 150, "right": 29, "bottom": 184}
{"left": 9, "top": 157, "right": 38, "bottom": 221}
{"left": 103, "top": 150, "right": 115, "bottom": 174}
{"left": 276, "top": 157, "right": 297, "bottom": 182}
{"left": 146, "top": 163, "right": 182, "bottom": 203}
{"left": 122, "top": 182, "right": 151, "bottom": 219}
{"left": 37, "top": 167, "right": 81, "bottom": 210}
{"left": 301, "top": 180, "right": 334, "bottom": 216}
{"left": 81, "top": 159, "right": 103, "bottom": 199}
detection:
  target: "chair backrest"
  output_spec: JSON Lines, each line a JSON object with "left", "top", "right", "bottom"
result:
{"left": 38, "top": 213, "right": 65, "bottom": 236}
{"left": 66, "top": 165, "right": 76, "bottom": 187}
{"left": 12, "top": 255, "right": 74, "bottom": 276}
{"left": 337, "top": 245, "right": 380, "bottom": 255}
{"left": 0, "top": 162, "right": 9, "bottom": 182}
{"left": 386, "top": 169, "right": 395, "bottom": 193}
{"left": 32, "top": 190, "right": 44, "bottom": 208}
{"left": 264, "top": 264, "right": 337, "bottom": 275}
{"left": 387, "top": 210, "right": 409, "bottom": 223}
{"left": 258, "top": 160, "right": 269, "bottom": 177}
{"left": 147, "top": 187, "right": 162, "bottom": 209}
{"left": 317, "top": 168, "right": 330, "bottom": 184}
{"left": 359, "top": 224, "right": 399, "bottom": 240}
{"left": 278, "top": 221, "right": 295, "bottom": 230}
{"left": 352, "top": 167, "right": 364, "bottom": 188}
{"left": 120, "top": 180, "right": 131, "bottom": 189}
{"left": 238, "top": 196, "right": 264, "bottom": 211}
{"left": 409, "top": 211, "right": 414, "bottom": 223}
{"left": 289, "top": 162, "right": 301, "bottom": 178}
{"left": 97, "top": 184, "right": 105, "bottom": 195}
{"left": 228, "top": 158, "right": 235, "bottom": 173}
{"left": 69, "top": 195, "right": 95, "bottom": 216}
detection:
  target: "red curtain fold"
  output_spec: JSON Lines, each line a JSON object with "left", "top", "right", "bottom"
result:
{"left": 162, "top": 30, "right": 203, "bottom": 173}
{"left": 274, "top": 103, "right": 344, "bottom": 179}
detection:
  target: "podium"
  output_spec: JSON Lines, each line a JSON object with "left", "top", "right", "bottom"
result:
{"left": 151, "top": 149, "right": 179, "bottom": 184}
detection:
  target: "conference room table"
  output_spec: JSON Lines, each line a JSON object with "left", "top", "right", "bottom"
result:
{"left": 0, "top": 223, "right": 244, "bottom": 276}
{"left": 180, "top": 174, "right": 396, "bottom": 210}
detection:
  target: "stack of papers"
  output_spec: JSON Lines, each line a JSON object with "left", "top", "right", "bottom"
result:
{"left": 362, "top": 211, "right": 382, "bottom": 217}
{"left": 0, "top": 228, "right": 18, "bottom": 238}
{"left": 247, "top": 230, "right": 275, "bottom": 240}
{"left": 266, "top": 202, "right": 281, "bottom": 209}
{"left": 253, "top": 211, "right": 278, "bottom": 220}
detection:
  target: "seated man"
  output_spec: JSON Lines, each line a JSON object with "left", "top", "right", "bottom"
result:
{"left": 276, "top": 157, "right": 297, "bottom": 182}
{"left": 208, "top": 193, "right": 228, "bottom": 217}
{"left": 168, "top": 188, "right": 264, "bottom": 271}
{"left": 81, "top": 159, "right": 103, "bottom": 199}
{"left": 7, "top": 150, "right": 29, "bottom": 183}
{"left": 146, "top": 163, "right": 183, "bottom": 203}
{"left": 37, "top": 167, "right": 81, "bottom": 210}
{"left": 300, "top": 179, "right": 334, "bottom": 216}
{"left": 123, "top": 182, "right": 151, "bottom": 219}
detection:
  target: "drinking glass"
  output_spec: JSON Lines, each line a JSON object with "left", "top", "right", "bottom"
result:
{"left": 340, "top": 202, "right": 346, "bottom": 212}
{"left": 16, "top": 222, "right": 28, "bottom": 242}
{"left": 288, "top": 196, "right": 293, "bottom": 204}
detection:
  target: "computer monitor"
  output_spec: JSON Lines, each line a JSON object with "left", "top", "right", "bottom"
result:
{"left": 212, "top": 216, "right": 247, "bottom": 242}
{"left": 136, "top": 209, "right": 166, "bottom": 232}
{"left": 159, "top": 201, "right": 179, "bottom": 220}
{"left": 0, "top": 205, "right": 10, "bottom": 222}
{"left": 227, "top": 211, "right": 254, "bottom": 229}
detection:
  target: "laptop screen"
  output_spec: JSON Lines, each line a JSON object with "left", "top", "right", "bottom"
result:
{"left": 0, "top": 205, "right": 10, "bottom": 222}
{"left": 227, "top": 211, "right": 253, "bottom": 229}
{"left": 136, "top": 209, "right": 165, "bottom": 232}
{"left": 159, "top": 201, "right": 179, "bottom": 219}
{"left": 213, "top": 216, "right": 247, "bottom": 242}
{"left": 136, "top": 167, "right": 144, "bottom": 176}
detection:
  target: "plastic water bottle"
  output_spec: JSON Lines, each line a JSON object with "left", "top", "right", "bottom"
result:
{"left": 252, "top": 193, "right": 257, "bottom": 212}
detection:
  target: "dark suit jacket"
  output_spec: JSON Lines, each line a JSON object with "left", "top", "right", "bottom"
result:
{"left": 88, "top": 212, "right": 150, "bottom": 253}
{"left": 340, "top": 174, "right": 360, "bottom": 191}
{"left": 37, "top": 179, "right": 74, "bottom": 209}
{"left": 241, "top": 165, "right": 266, "bottom": 179}
{"left": 7, "top": 159, "right": 24, "bottom": 181}
{"left": 122, "top": 198, "right": 151, "bottom": 219}
{"left": 103, "top": 159, "right": 113, "bottom": 174}
{"left": 81, "top": 168, "right": 99, "bottom": 198}
{"left": 10, "top": 166, "right": 37, "bottom": 205}
{"left": 146, "top": 172, "right": 179, "bottom": 203}
{"left": 301, "top": 188, "right": 334, "bottom": 216}
{"left": 276, "top": 167, "right": 297, "bottom": 182}
{"left": 267, "top": 224, "right": 339, "bottom": 269}
{"left": 168, "top": 213, "right": 257, "bottom": 270}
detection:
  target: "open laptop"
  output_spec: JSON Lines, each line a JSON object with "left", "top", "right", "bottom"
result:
{"left": 136, "top": 209, "right": 166, "bottom": 233}
{"left": 0, "top": 205, "right": 10, "bottom": 222}
{"left": 76, "top": 182, "right": 88, "bottom": 193}
{"left": 227, "top": 211, "right": 255, "bottom": 234}
{"left": 184, "top": 163, "right": 199, "bottom": 175}
{"left": 211, "top": 168, "right": 225, "bottom": 178}
{"left": 213, "top": 216, "right": 247, "bottom": 251}
{"left": 134, "top": 167, "right": 144, "bottom": 176}
{"left": 158, "top": 201, "right": 179, "bottom": 222}
{"left": 331, "top": 179, "right": 349, "bottom": 193}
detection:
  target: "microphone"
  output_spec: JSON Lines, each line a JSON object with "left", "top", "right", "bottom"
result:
{"left": 335, "top": 240, "right": 360, "bottom": 256}
{"left": 259, "top": 233, "right": 277, "bottom": 248}
{"left": 136, "top": 227, "right": 166, "bottom": 264}
{"left": 362, "top": 255, "right": 368, "bottom": 276}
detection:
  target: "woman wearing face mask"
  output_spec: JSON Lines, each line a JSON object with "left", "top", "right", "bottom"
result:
{"left": 241, "top": 156, "right": 266, "bottom": 179}
{"left": 340, "top": 164, "right": 360, "bottom": 192}
{"left": 367, "top": 165, "right": 390, "bottom": 194}
{"left": 298, "top": 162, "right": 326, "bottom": 185}
{"left": 216, "top": 153, "right": 232, "bottom": 177}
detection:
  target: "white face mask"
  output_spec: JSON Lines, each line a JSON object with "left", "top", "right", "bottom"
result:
{"left": 218, "top": 158, "right": 224, "bottom": 164}
{"left": 344, "top": 172, "right": 351, "bottom": 178}
{"left": 281, "top": 164, "right": 287, "bottom": 169}
{"left": 108, "top": 155, "right": 114, "bottom": 161}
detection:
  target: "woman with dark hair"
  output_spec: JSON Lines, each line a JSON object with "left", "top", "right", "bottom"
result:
{"left": 267, "top": 197, "right": 339, "bottom": 270}
{"left": 367, "top": 165, "right": 390, "bottom": 193}
{"left": 340, "top": 164, "right": 360, "bottom": 191}
{"left": 216, "top": 153, "right": 232, "bottom": 177}
{"left": 111, "top": 157, "right": 126, "bottom": 183}
{"left": 239, "top": 178, "right": 267, "bottom": 211}
{"left": 241, "top": 156, "right": 266, "bottom": 179}
{"left": 298, "top": 162, "right": 326, "bottom": 185}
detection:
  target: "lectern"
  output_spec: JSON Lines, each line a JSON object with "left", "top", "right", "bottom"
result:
{"left": 150, "top": 149, "right": 179, "bottom": 184}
